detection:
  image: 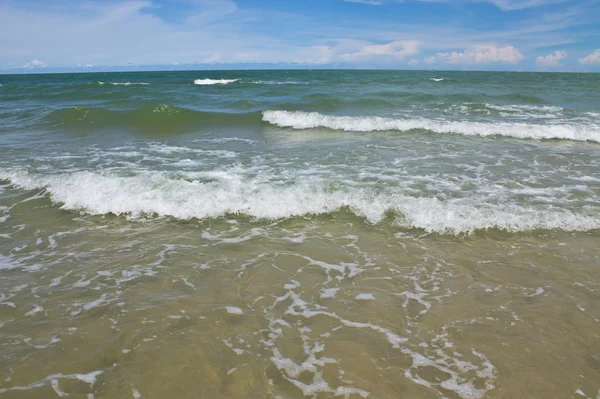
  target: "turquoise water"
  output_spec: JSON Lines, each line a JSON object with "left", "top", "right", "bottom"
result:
{"left": 0, "top": 70, "right": 599, "bottom": 398}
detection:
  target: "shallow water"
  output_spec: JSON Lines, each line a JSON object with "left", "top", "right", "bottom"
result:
{"left": 0, "top": 70, "right": 599, "bottom": 398}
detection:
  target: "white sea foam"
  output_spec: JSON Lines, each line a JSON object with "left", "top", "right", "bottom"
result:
{"left": 262, "top": 110, "right": 600, "bottom": 142}
{"left": 98, "top": 81, "right": 149, "bottom": 86}
{"left": 320, "top": 288, "right": 339, "bottom": 299}
{"left": 147, "top": 143, "right": 237, "bottom": 158}
{"left": 225, "top": 306, "right": 244, "bottom": 315}
{"left": 193, "top": 79, "right": 238, "bottom": 85}
{"left": 355, "top": 293, "right": 375, "bottom": 300}
{"left": 484, "top": 104, "right": 563, "bottom": 113}
{"left": 252, "top": 80, "right": 301, "bottom": 85}
{"left": 25, "top": 305, "right": 43, "bottom": 316}
{"left": 0, "top": 370, "right": 102, "bottom": 395}
{"left": 429, "top": 78, "right": 444, "bottom": 82}
{"left": 1, "top": 169, "right": 599, "bottom": 235}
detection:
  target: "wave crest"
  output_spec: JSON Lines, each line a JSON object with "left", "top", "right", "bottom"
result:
{"left": 1, "top": 169, "right": 598, "bottom": 235}
{"left": 262, "top": 110, "right": 600, "bottom": 142}
{"left": 194, "top": 79, "right": 239, "bottom": 85}
{"left": 97, "top": 81, "right": 149, "bottom": 86}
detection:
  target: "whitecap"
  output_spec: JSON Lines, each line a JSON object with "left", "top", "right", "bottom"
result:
{"left": 1, "top": 168, "right": 599, "bottom": 235}
{"left": 98, "top": 81, "right": 149, "bottom": 86}
{"left": 262, "top": 110, "right": 600, "bottom": 143}
{"left": 193, "top": 79, "right": 238, "bottom": 85}
{"left": 484, "top": 104, "right": 563, "bottom": 113}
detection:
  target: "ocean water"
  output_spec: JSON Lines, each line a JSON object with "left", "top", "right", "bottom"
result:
{"left": 0, "top": 70, "right": 599, "bottom": 398}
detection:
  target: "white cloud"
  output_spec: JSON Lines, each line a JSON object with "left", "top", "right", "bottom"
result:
{"left": 202, "top": 54, "right": 221, "bottom": 63}
{"left": 344, "top": 0, "right": 384, "bottom": 4}
{"left": 23, "top": 59, "right": 46, "bottom": 68}
{"left": 339, "top": 40, "right": 420, "bottom": 61}
{"left": 418, "top": 0, "right": 564, "bottom": 11}
{"left": 479, "top": 0, "right": 564, "bottom": 11}
{"left": 425, "top": 44, "right": 523, "bottom": 65}
{"left": 293, "top": 46, "right": 336, "bottom": 64}
{"left": 536, "top": 50, "right": 566, "bottom": 67}
{"left": 0, "top": 0, "right": 594, "bottom": 70}
{"left": 89, "top": 1, "right": 153, "bottom": 27}
{"left": 0, "top": 1, "right": 284, "bottom": 68}
{"left": 579, "top": 49, "right": 600, "bottom": 65}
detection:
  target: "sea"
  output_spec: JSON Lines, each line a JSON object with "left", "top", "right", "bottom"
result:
{"left": 0, "top": 70, "right": 599, "bottom": 398}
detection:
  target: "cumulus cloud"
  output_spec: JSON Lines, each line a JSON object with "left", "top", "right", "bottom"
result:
{"left": 0, "top": 0, "right": 593, "bottom": 70}
{"left": 339, "top": 40, "right": 420, "bottom": 61}
{"left": 23, "top": 59, "right": 46, "bottom": 68}
{"left": 425, "top": 44, "right": 523, "bottom": 65}
{"left": 579, "top": 49, "right": 600, "bottom": 65}
{"left": 536, "top": 50, "right": 566, "bottom": 67}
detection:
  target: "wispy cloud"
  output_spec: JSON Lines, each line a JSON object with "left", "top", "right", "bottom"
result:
{"left": 475, "top": 0, "right": 565, "bottom": 11}
{"left": 354, "top": 0, "right": 564, "bottom": 10}
{"left": 344, "top": 0, "right": 384, "bottom": 5}
{"left": 0, "top": 0, "right": 598, "bottom": 71}
{"left": 579, "top": 49, "right": 600, "bottom": 65}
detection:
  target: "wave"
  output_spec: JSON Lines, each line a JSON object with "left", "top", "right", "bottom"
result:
{"left": 429, "top": 78, "right": 444, "bottom": 82}
{"left": 43, "top": 106, "right": 263, "bottom": 131}
{"left": 194, "top": 79, "right": 239, "bottom": 85}
{"left": 1, "top": 169, "right": 598, "bottom": 235}
{"left": 483, "top": 104, "right": 563, "bottom": 113}
{"left": 97, "top": 82, "right": 150, "bottom": 86}
{"left": 252, "top": 80, "right": 302, "bottom": 85}
{"left": 262, "top": 110, "right": 600, "bottom": 143}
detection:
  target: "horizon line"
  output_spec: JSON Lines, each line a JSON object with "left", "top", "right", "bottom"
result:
{"left": 1, "top": 68, "right": 598, "bottom": 76}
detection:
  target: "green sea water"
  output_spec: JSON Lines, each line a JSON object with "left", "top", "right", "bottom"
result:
{"left": 0, "top": 70, "right": 599, "bottom": 398}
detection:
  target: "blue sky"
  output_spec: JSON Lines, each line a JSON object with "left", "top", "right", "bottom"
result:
{"left": 1, "top": 0, "right": 599, "bottom": 72}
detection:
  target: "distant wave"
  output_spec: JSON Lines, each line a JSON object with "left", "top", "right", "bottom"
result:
{"left": 262, "top": 110, "right": 600, "bottom": 143}
{"left": 429, "top": 78, "right": 444, "bottom": 82}
{"left": 484, "top": 104, "right": 563, "bottom": 113}
{"left": 1, "top": 169, "right": 599, "bottom": 235}
{"left": 97, "top": 81, "right": 150, "bottom": 86}
{"left": 252, "top": 80, "right": 302, "bottom": 85}
{"left": 42, "top": 105, "right": 262, "bottom": 130}
{"left": 194, "top": 79, "right": 239, "bottom": 85}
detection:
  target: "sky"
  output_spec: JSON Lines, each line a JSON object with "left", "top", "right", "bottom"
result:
{"left": 1, "top": 0, "right": 599, "bottom": 73}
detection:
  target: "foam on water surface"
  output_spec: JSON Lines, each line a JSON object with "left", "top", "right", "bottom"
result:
{"left": 1, "top": 167, "right": 598, "bottom": 234}
{"left": 263, "top": 110, "right": 600, "bottom": 142}
{"left": 224, "top": 306, "right": 244, "bottom": 315}
{"left": 193, "top": 78, "right": 239, "bottom": 85}
{"left": 1, "top": 70, "right": 599, "bottom": 399}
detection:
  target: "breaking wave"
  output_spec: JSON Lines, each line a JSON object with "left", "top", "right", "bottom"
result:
{"left": 262, "top": 110, "right": 600, "bottom": 142}
{"left": 1, "top": 169, "right": 598, "bottom": 235}
{"left": 194, "top": 79, "right": 239, "bottom": 85}
{"left": 97, "top": 81, "right": 150, "bottom": 86}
